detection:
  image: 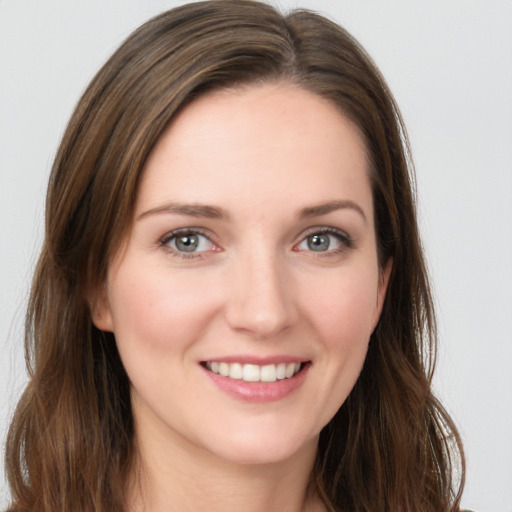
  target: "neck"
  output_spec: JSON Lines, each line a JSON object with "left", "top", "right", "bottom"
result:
{"left": 127, "top": 413, "right": 323, "bottom": 512}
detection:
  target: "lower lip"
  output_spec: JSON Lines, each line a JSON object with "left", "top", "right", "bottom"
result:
{"left": 201, "top": 364, "right": 310, "bottom": 403}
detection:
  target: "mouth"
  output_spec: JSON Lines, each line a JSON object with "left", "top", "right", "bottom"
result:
{"left": 201, "top": 361, "right": 306, "bottom": 383}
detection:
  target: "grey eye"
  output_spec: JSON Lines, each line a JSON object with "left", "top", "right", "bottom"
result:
{"left": 296, "top": 231, "right": 346, "bottom": 253}
{"left": 165, "top": 232, "right": 214, "bottom": 253}
{"left": 307, "top": 234, "right": 330, "bottom": 251}
{"left": 175, "top": 234, "right": 200, "bottom": 252}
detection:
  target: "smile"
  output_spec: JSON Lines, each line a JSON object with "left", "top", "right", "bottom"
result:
{"left": 203, "top": 361, "right": 302, "bottom": 382}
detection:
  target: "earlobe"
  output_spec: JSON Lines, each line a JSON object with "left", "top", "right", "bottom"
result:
{"left": 89, "top": 284, "right": 114, "bottom": 332}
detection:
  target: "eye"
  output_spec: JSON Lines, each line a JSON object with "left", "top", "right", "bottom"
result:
{"left": 296, "top": 228, "right": 352, "bottom": 253}
{"left": 162, "top": 230, "right": 216, "bottom": 254}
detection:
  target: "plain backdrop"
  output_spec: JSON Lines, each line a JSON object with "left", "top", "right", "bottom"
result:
{"left": 1, "top": 1, "right": 511, "bottom": 510}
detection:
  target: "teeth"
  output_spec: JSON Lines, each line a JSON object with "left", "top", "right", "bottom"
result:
{"left": 219, "top": 362, "right": 229, "bottom": 377}
{"left": 205, "top": 361, "right": 302, "bottom": 382}
{"left": 260, "top": 364, "right": 276, "bottom": 382}
{"left": 229, "top": 362, "right": 242, "bottom": 379}
{"left": 243, "top": 364, "right": 260, "bottom": 382}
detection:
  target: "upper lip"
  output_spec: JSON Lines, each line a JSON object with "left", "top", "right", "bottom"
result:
{"left": 200, "top": 355, "right": 309, "bottom": 365}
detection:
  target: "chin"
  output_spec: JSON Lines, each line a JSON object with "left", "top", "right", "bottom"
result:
{"left": 201, "top": 427, "right": 319, "bottom": 466}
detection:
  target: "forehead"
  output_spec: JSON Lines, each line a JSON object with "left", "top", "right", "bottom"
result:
{"left": 137, "top": 83, "right": 371, "bottom": 219}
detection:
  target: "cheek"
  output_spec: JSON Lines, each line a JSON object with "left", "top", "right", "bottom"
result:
{"left": 298, "top": 269, "right": 380, "bottom": 426}
{"left": 106, "top": 265, "right": 219, "bottom": 359}
{"left": 304, "top": 269, "right": 380, "bottom": 344}
{"left": 105, "top": 266, "right": 225, "bottom": 414}
{"left": 311, "top": 277, "right": 376, "bottom": 381}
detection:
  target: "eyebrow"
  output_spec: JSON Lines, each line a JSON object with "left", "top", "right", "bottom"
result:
{"left": 137, "top": 199, "right": 367, "bottom": 223}
{"left": 298, "top": 200, "right": 367, "bottom": 223}
{"left": 137, "top": 202, "right": 229, "bottom": 220}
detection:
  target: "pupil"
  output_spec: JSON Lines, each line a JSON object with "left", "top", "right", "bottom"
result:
{"left": 308, "top": 234, "right": 329, "bottom": 251}
{"left": 177, "top": 234, "right": 198, "bottom": 252}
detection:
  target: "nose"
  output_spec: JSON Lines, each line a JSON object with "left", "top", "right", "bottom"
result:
{"left": 224, "top": 247, "right": 298, "bottom": 339}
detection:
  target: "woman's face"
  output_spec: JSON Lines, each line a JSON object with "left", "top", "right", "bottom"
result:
{"left": 93, "top": 83, "right": 391, "bottom": 466}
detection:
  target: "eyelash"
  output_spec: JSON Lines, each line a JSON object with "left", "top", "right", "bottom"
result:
{"left": 159, "top": 226, "right": 354, "bottom": 259}
{"left": 295, "top": 227, "right": 354, "bottom": 257}
{"left": 159, "top": 228, "right": 217, "bottom": 259}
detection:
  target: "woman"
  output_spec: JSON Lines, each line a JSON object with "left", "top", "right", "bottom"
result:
{"left": 4, "top": 1, "right": 465, "bottom": 511}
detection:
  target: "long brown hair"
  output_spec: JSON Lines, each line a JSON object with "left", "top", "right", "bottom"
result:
{"left": 5, "top": 1, "right": 464, "bottom": 510}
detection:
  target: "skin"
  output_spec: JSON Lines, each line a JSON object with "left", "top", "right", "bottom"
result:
{"left": 93, "top": 83, "right": 391, "bottom": 512}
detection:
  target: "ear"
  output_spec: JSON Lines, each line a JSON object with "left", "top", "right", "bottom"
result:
{"left": 372, "top": 257, "right": 393, "bottom": 332}
{"left": 88, "top": 282, "right": 114, "bottom": 332}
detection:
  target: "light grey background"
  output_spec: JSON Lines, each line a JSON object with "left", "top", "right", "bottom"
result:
{"left": 1, "top": 1, "right": 511, "bottom": 510}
